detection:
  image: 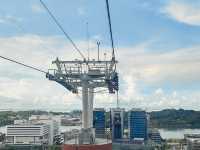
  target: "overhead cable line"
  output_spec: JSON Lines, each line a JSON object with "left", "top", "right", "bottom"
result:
{"left": 106, "top": 0, "right": 115, "bottom": 60}
{"left": 40, "top": 0, "right": 86, "bottom": 60}
{"left": 0, "top": 55, "right": 47, "bottom": 74}
{"left": 106, "top": 0, "right": 119, "bottom": 108}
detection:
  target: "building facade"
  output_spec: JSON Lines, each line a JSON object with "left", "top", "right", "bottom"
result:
{"left": 185, "top": 134, "right": 200, "bottom": 150}
{"left": 29, "top": 115, "right": 59, "bottom": 145}
{"left": 149, "top": 129, "right": 161, "bottom": 144}
{"left": 111, "top": 108, "right": 124, "bottom": 141}
{"left": 93, "top": 108, "right": 106, "bottom": 138}
{"left": 6, "top": 124, "right": 49, "bottom": 145}
{"left": 6, "top": 115, "right": 59, "bottom": 145}
{"left": 128, "top": 109, "right": 148, "bottom": 141}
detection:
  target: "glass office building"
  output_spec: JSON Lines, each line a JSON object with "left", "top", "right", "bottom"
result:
{"left": 128, "top": 109, "right": 148, "bottom": 141}
{"left": 93, "top": 108, "right": 106, "bottom": 138}
{"left": 111, "top": 108, "right": 124, "bottom": 141}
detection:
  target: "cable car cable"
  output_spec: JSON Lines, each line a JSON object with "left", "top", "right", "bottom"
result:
{"left": 0, "top": 55, "right": 47, "bottom": 74}
{"left": 40, "top": 0, "right": 86, "bottom": 60}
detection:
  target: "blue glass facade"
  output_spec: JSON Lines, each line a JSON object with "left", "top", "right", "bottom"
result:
{"left": 113, "top": 112, "right": 122, "bottom": 139}
{"left": 129, "top": 110, "right": 147, "bottom": 140}
{"left": 111, "top": 108, "right": 124, "bottom": 141}
{"left": 93, "top": 109, "right": 105, "bottom": 138}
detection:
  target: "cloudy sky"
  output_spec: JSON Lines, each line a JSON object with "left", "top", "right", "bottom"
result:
{"left": 0, "top": 0, "right": 200, "bottom": 111}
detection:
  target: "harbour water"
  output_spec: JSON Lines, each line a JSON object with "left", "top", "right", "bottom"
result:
{"left": 158, "top": 128, "right": 200, "bottom": 139}
{"left": 1, "top": 125, "right": 200, "bottom": 139}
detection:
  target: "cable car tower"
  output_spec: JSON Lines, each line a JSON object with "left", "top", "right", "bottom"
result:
{"left": 0, "top": 0, "right": 119, "bottom": 145}
{"left": 46, "top": 58, "right": 118, "bottom": 143}
{"left": 40, "top": 0, "right": 118, "bottom": 144}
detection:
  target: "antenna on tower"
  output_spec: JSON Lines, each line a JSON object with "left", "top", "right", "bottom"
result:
{"left": 86, "top": 22, "right": 90, "bottom": 61}
{"left": 97, "top": 41, "right": 100, "bottom": 61}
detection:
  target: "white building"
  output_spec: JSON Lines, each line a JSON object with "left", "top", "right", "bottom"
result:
{"left": 29, "top": 115, "right": 59, "bottom": 145}
{"left": 185, "top": 134, "right": 200, "bottom": 150}
{"left": 6, "top": 115, "right": 60, "bottom": 145}
{"left": 6, "top": 124, "right": 49, "bottom": 145}
{"left": 14, "top": 120, "right": 28, "bottom": 125}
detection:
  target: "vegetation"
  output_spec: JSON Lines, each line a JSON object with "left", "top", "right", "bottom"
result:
{"left": 0, "top": 110, "right": 51, "bottom": 127}
{"left": 0, "top": 111, "right": 15, "bottom": 127}
{"left": 0, "top": 110, "right": 79, "bottom": 127}
{"left": 150, "top": 109, "right": 200, "bottom": 129}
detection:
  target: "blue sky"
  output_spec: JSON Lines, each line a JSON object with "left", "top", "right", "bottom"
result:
{"left": 0, "top": 0, "right": 200, "bottom": 47}
{"left": 0, "top": 0, "right": 200, "bottom": 111}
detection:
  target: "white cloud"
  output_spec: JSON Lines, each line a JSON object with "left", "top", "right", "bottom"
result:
{"left": 77, "top": 7, "right": 86, "bottom": 16}
{"left": 155, "top": 88, "right": 164, "bottom": 95}
{"left": 31, "top": 4, "right": 45, "bottom": 13}
{"left": 0, "top": 35, "right": 200, "bottom": 111}
{"left": 0, "top": 35, "right": 84, "bottom": 111}
{"left": 162, "top": 1, "right": 200, "bottom": 26}
{"left": 115, "top": 41, "right": 200, "bottom": 110}
{"left": 0, "top": 15, "right": 22, "bottom": 24}
{"left": 119, "top": 43, "right": 200, "bottom": 86}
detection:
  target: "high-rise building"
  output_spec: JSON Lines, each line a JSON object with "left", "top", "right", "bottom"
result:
{"left": 111, "top": 108, "right": 124, "bottom": 141}
{"left": 93, "top": 108, "right": 106, "bottom": 138}
{"left": 128, "top": 109, "right": 148, "bottom": 141}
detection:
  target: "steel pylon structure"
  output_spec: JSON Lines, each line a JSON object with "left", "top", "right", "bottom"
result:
{"left": 46, "top": 58, "right": 118, "bottom": 143}
{"left": 0, "top": 0, "right": 119, "bottom": 145}
{"left": 43, "top": 0, "right": 119, "bottom": 144}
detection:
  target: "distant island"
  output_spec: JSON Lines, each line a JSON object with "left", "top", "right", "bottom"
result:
{"left": 0, "top": 109, "right": 200, "bottom": 129}
{"left": 150, "top": 109, "right": 200, "bottom": 129}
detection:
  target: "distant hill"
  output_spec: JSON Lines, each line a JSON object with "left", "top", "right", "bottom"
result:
{"left": 150, "top": 109, "right": 200, "bottom": 129}
{"left": 1, "top": 109, "right": 200, "bottom": 129}
{"left": 0, "top": 110, "right": 71, "bottom": 127}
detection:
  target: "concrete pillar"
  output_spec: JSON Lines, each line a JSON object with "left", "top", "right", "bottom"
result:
{"left": 82, "top": 80, "right": 89, "bottom": 129}
{"left": 88, "top": 88, "right": 94, "bottom": 128}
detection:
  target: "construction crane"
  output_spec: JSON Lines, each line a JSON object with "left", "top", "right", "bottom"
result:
{"left": 0, "top": 0, "right": 119, "bottom": 144}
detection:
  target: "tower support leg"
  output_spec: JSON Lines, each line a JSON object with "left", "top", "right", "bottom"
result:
{"left": 79, "top": 81, "right": 95, "bottom": 144}
{"left": 82, "top": 82, "right": 89, "bottom": 129}
{"left": 88, "top": 88, "right": 94, "bottom": 128}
